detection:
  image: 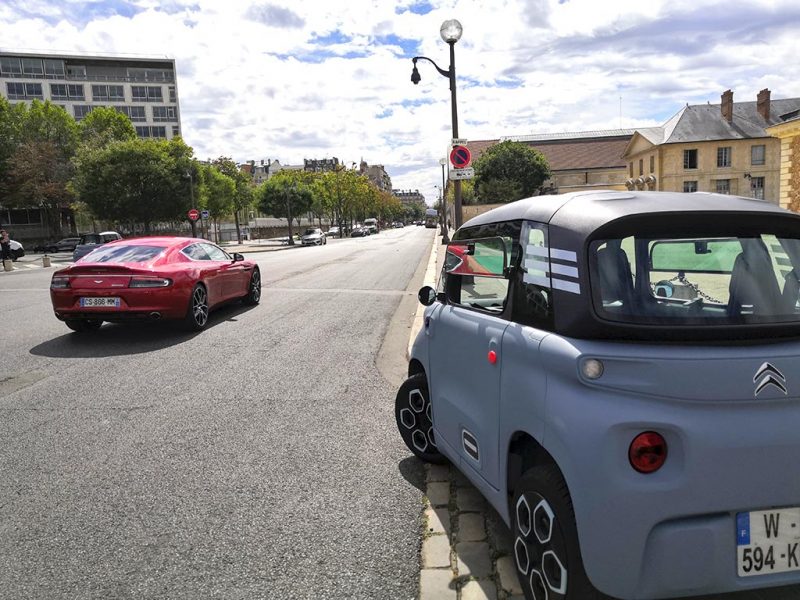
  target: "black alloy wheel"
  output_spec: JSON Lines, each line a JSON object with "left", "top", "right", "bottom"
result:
{"left": 65, "top": 319, "right": 103, "bottom": 333}
{"left": 512, "top": 466, "right": 603, "bottom": 600}
{"left": 243, "top": 268, "right": 261, "bottom": 305}
{"left": 184, "top": 284, "right": 209, "bottom": 331}
{"left": 395, "top": 373, "right": 448, "bottom": 464}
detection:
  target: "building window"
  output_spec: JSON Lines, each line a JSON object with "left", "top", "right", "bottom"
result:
{"left": 717, "top": 146, "right": 731, "bottom": 168}
{"left": 116, "top": 106, "right": 146, "bottom": 121}
{"left": 683, "top": 149, "right": 698, "bottom": 169}
{"left": 0, "top": 56, "right": 22, "bottom": 75}
{"left": 43, "top": 59, "right": 65, "bottom": 78}
{"left": 151, "top": 126, "right": 166, "bottom": 138}
{"left": 131, "top": 85, "right": 163, "bottom": 102}
{"left": 638, "top": 159, "right": 643, "bottom": 176}
{"left": 50, "top": 84, "right": 68, "bottom": 100}
{"left": 172, "top": 125, "right": 180, "bottom": 137}
{"left": 73, "top": 105, "right": 93, "bottom": 120}
{"left": 21, "top": 58, "right": 43, "bottom": 76}
{"left": 7, "top": 82, "right": 43, "bottom": 99}
{"left": 715, "top": 179, "right": 731, "bottom": 195}
{"left": 649, "top": 155, "right": 655, "bottom": 173}
{"left": 128, "top": 68, "right": 173, "bottom": 82}
{"left": 750, "top": 176, "right": 765, "bottom": 200}
{"left": 683, "top": 181, "right": 698, "bottom": 193}
{"left": 751, "top": 144, "right": 766, "bottom": 166}
{"left": 67, "top": 84, "right": 85, "bottom": 100}
{"left": 66, "top": 65, "right": 86, "bottom": 78}
{"left": 169, "top": 86, "right": 176, "bottom": 103}
{"left": 135, "top": 126, "right": 150, "bottom": 138}
{"left": 152, "top": 106, "right": 177, "bottom": 122}
{"left": 92, "top": 84, "right": 124, "bottom": 101}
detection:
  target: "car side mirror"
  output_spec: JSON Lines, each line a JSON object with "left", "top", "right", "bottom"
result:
{"left": 232, "top": 253, "right": 245, "bottom": 262}
{"left": 418, "top": 285, "right": 436, "bottom": 306}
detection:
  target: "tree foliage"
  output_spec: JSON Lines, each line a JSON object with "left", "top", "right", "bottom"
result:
{"left": 212, "top": 156, "right": 254, "bottom": 242}
{"left": 257, "top": 170, "right": 314, "bottom": 243}
{"left": 473, "top": 140, "right": 550, "bottom": 203}
{"left": 78, "top": 107, "right": 136, "bottom": 148}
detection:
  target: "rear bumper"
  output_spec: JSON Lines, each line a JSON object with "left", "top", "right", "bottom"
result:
{"left": 51, "top": 288, "right": 189, "bottom": 321}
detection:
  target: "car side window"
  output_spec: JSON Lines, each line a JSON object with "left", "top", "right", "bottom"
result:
{"left": 201, "top": 243, "right": 230, "bottom": 261}
{"left": 182, "top": 243, "right": 211, "bottom": 261}
{"left": 511, "top": 222, "right": 555, "bottom": 330}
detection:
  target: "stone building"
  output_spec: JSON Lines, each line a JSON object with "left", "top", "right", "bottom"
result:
{"left": 766, "top": 115, "right": 800, "bottom": 212}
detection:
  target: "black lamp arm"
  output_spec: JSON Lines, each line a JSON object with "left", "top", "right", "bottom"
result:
{"left": 412, "top": 56, "right": 451, "bottom": 79}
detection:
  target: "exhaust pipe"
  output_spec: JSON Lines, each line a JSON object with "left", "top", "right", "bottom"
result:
{"left": 149, "top": 312, "right": 161, "bottom": 320}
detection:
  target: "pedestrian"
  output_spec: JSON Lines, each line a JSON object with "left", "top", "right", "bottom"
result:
{"left": 0, "top": 229, "right": 10, "bottom": 262}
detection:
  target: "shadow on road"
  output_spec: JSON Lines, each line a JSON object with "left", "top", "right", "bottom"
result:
{"left": 29, "top": 302, "right": 258, "bottom": 358}
{"left": 397, "top": 456, "right": 426, "bottom": 493}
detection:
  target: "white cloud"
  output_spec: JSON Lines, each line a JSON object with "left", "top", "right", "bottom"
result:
{"left": 2, "top": 0, "right": 799, "bottom": 206}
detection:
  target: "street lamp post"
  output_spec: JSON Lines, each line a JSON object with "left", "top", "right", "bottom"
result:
{"left": 411, "top": 19, "right": 464, "bottom": 230}
{"left": 438, "top": 157, "right": 449, "bottom": 243}
{"left": 185, "top": 170, "right": 197, "bottom": 238}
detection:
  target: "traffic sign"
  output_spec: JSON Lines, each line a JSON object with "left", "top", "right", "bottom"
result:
{"left": 201, "top": 210, "right": 210, "bottom": 219}
{"left": 450, "top": 145, "right": 472, "bottom": 169}
{"left": 187, "top": 208, "right": 200, "bottom": 221}
{"left": 449, "top": 167, "right": 475, "bottom": 180}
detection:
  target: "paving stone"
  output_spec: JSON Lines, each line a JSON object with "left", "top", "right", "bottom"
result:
{"left": 458, "top": 512, "right": 487, "bottom": 542}
{"left": 486, "top": 508, "right": 514, "bottom": 555}
{"left": 426, "top": 481, "right": 450, "bottom": 507}
{"left": 456, "top": 486, "right": 486, "bottom": 512}
{"left": 419, "top": 568, "right": 457, "bottom": 600}
{"left": 426, "top": 463, "right": 451, "bottom": 482}
{"left": 422, "top": 534, "right": 452, "bottom": 568}
{"left": 495, "top": 555, "right": 523, "bottom": 595}
{"left": 452, "top": 470, "right": 472, "bottom": 487}
{"left": 455, "top": 541, "right": 492, "bottom": 578}
{"left": 506, "top": 596, "right": 525, "bottom": 600}
{"left": 425, "top": 507, "right": 451, "bottom": 535}
{"left": 460, "top": 580, "right": 498, "bottom": 600}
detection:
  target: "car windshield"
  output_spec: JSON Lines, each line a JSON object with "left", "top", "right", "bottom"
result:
{"left": 303, "top": 229, "right": 318, "bottom": 235}
{"left": 590, "top": 230, "right": 800, "bottom": 326}
{"left": 81, "top": 244, "right": 166, "bottom": 263}
{"left": 80, "top": 234, "right": 102, "bottom": 244}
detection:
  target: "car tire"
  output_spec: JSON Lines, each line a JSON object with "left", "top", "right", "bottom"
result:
{"left": 183, "top": 283, "right": 209, "bottom": 331}
{"left": 65, "top": 319, "right": 103, "bottom": 333}
{"left": 395, "top": 373, "right": 448, "bottom": 464}
{"left": 323, "top": 237, "right": 327, "bottom": 245}
{"left": 511, "top": 465, "right": 604, "bottom": 600}
{"left": 242, "top": 268, "right": 261, "bottom": 306}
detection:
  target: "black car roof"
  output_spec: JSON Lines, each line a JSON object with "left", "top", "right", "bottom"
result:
{"left": 462, "top": 190, "right": 797, "bottom": 237}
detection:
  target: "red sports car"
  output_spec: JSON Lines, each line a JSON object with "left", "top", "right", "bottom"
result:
{"left": 50, "top": 237, "right": 261, "bottom": 332}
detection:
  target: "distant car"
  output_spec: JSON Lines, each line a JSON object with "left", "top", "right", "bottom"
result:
{"left": 8, "top": 240, "right": 24, "bottom": 261}
{"left": 393, "top": 222, "right": 405, "bottom": 228}
{"left": 301, "top": 228, "right": 327, "bottom": 246}
{"left": 327, "top": 226, "right": 340, "bottom": 237}
{"left": 50, "top": 236, "right": 260, "bottom": 333}
{"left": 46, "top": 237, "right": 81, "bottom": 253}
{"left": 73, "top": 231, "right": 123, "bottom": 262}
{"left": 351, "top": 227, "right": 368, "bottom": 237}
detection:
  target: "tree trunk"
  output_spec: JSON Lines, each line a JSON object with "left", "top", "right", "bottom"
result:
{"left": 234, "top": 210, "right": 242, "bottom": 244}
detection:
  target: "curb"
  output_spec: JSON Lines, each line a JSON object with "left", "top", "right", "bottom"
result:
{"left": 406, "top": 235, "right": 441, "bottom": 359}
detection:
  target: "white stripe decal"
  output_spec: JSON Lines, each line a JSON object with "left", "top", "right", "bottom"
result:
{"left": 549, "top": 263, "right": 579, "bottom": 278}
{"left": 552, "top": 278, "right": 581, "bottom": 294}
{"left": 526, "top": 246, "right": 549, "bottom": 257}
{"left": 551, "top": 248, "right": 577, "bottom": 262}
{"left": 524, "top": 274, "right": 551, "bottom": 287}
{"left": 524, "top": 257, "right": 548, "bottom": 272}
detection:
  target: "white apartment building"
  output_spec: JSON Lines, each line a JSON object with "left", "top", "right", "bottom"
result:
{"left": 0, "top": 51, "right": 182, "bottom": 140}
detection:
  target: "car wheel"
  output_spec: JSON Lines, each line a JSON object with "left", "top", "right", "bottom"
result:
{"left": 323, "top": 237, "right": 327, "bottom": 245}
{"left": 46, "top": 246, "right": 58, "bottom": 254}
{"left": 395, "top": 373, "right": 448, "bottom": 464}
{"left": 65, "top": 319, "right": 103, "bottom": 333}
{"left": 242, "top": 268, "right": 261, "bottom": 305}
{"left": 184, "top": 283, "right": 209, "bottom": 331}
{"left": 511, "top": 466, "right": 603, "bottom": 600}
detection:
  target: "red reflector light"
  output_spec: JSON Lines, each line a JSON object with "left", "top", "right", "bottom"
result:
{"left": 629, "top": 431, "right": 667, "bottom": 474}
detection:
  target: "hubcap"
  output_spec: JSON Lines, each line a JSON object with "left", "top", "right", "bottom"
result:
{"left": 250, "top": 270, "right": 261, "bottom": 301}
{"left": 515, "top": 494, "right": 568, "bottom": 600}
{"left": 192, "top": 287, "right": 208, "bottom": 326}
{"left": 403, "top": 387, "right": 437, "bottom": 453}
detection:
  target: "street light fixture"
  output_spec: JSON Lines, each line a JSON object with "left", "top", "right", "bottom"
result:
{"left": 411, "top": 18, "right": 464, "bottom": 229}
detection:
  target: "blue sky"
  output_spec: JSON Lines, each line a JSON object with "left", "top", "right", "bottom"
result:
{"left": 1, "top": 0, "right": 799, "bottom": 205}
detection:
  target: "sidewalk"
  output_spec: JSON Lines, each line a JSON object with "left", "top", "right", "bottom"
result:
{"left": 409, "top": 230, "right": 524, "bottom": 600}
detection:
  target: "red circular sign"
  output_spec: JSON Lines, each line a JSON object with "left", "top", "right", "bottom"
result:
{"left": 187, "top": 208, "right": 200, "bottom": 221}
{"left": 450, "top": 145, "right": 471, "bottom": 169}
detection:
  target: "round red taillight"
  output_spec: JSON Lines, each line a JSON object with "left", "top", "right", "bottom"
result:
{"left": 629, "top": 431, "right": 667, "bottom": 474}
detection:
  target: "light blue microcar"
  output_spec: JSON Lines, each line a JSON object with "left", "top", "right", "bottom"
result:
{"left": 397, "top": 190, "right": 800, "bottom": 599}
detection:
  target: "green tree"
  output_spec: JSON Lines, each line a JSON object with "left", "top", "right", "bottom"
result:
{"left": 4, "top": 100, "right": 79, "bottom": 236}
{"left": 73, "top": 138, "right": 195, "bottom": 233}
{"left": 212, "top": 156, "right": 254, "bottom": 243}
{"left": 78, "top": 106, "right": 136, "bottom": 148}
{"left": 200, "top": 164, "right": 235, "bottom": 243}
{"left": 473, "top": 140, "right": 550, "bottom": 203}
{"left": 446, "top": 179, "right": 476, "bottom": 207}
{"left": 257, "top": 170, "right": 313, "bottom": 245}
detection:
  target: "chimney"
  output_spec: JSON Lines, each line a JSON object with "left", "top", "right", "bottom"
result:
{"left": 757, "top": 88, "right": 771, "bottom": 120}
{"left": 721, "top": 89, "right": 733, "bottom": 122}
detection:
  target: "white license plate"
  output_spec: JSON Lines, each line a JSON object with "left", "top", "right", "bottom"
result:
{"left": 737, "top": 508, "right": 800, "bottom": 576}
{"left": 79, "top": 297, "right": 120, "bottom": 308}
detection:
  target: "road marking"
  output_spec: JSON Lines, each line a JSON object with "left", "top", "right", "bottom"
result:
{"left": 269, "top": 287, "right": 407, "bottom": 296}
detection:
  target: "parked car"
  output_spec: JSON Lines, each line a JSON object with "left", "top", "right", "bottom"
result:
{"left": 327, "top": 226, "right": 341, "bottom": 238}
{"left": 301, "top": 228, "right": 327, "bottom": 246}
{"left": 46, "top": 237, "right": 81, "bottom": 253}
{"left": 350, "top": 227, "right": 368, "bottom": 237}
{"left": 72, "top": 231, "right": 123, "bottom": 262}
{"left": 8, "top": 240, "right": 24, "bottom": 261}
{"left": 398, "top": 190, "right": 800, "bottom": 600}
{"left": 364, "top": 218, "right": 378, "bottom": 234}
{"left": 50, "top": 237, "right": 260, "bottom": 333}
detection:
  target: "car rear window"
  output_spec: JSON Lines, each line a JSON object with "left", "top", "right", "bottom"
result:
{"left": 81, "top": 244, "right": 166, "bottom": 263}
{"left": 590, "top": 231, "right": 800, "bottom": 326}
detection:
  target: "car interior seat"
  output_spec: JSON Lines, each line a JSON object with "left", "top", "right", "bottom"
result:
{"left": 782, "top": 269, "right": 800, "bottom": 313}
{"left": 596, "top": 244, "right": 634, "bottom": 311}
{"left": 727, "top": 238, "right": 782, "bottom": 317}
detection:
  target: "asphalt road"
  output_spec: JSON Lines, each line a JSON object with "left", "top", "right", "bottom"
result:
{"left": 0, "top": 226, "right": 435, "bottom": 599}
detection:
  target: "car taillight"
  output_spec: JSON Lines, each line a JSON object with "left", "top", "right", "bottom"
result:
{"left": 629, "top": 431, "right": 667, "bottom": 474}
{"left": 50, "top": 276, "right": 70, "bottom": 289}
{"left": 129, "top": 278, "right": 172, "bottom": 288}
